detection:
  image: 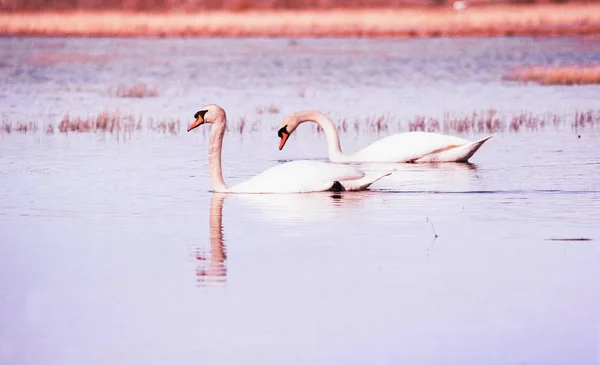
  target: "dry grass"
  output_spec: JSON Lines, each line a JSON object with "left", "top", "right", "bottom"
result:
{"left": 506, "top": 66, "right": 600, "bottom": 85}
{"left": 0, "top": 0, "right": 571, "bottom": 12}
{"left": 1, "top": 120, "right": 38, "bottom": 133}
{"left": 43, "top": 110, "right": 178, "bottom": 135}
{"left": 1, "top": 4, "right": 600, "bottom": 38}
{"left": 574, "top": 110, "right": 600, "bottom": 130}
{"left": 331, "top": 109, "right": 599, "bottom": 134}
{"left": 2, "top": 109, "right": 599, "bottom": 137}
{"left": 255, "top": 104, "right": 280, "bottom": 114}
{"left": 406, "top": 110, "right": 600, "bottom": 133}
{"left": 57, "top": 111, "right": 141, "bottom": 133}
{"left": 110, "top": 82, "right": 159, "bottom": 98}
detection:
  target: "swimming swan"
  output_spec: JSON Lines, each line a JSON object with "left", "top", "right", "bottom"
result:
{"left": 187, "top": 104, "right": 393, "bottom": 193}
{"left": 277, "top": 110, "right": 492, "bottom": 163}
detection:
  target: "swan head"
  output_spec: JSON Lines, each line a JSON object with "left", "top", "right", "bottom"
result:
{"left": 277, "top": 110, "right": 315, "bottom": 150}
{"left": 277, "top": 124, "right": 291, "bottom": 150}
{"left": 187, "top": 104, "right": 226, "bottom": 132}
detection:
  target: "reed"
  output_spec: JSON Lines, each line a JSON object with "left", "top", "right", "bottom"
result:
{"left": 1, "top": 120, "right": 38, "bottom": 134}
{"left": 1, "top": 4, "right": 599, "bottom": 38}
{"left": 58, "top": 110, "right": 140, "bottom": 133}
{"left": 574, "top": 110, "right": 600, "bottom": 129}
{"left": 147, "top": 118, "right": 180, "bottom": 134}
{"left": 255, "top": 104, "right": 280, "bottom": 114}
{"left": 406, "top": 110, "right": 600, "bottom": 134}
{"left": 110, "top": 82, "right": 159, "bottom": 98}
{"left": 507, "top": 66, "right": 600, "bottom": 85}
{"left": 238, "top": 116, "right": 246, "bottom": 133}
{"left": 1, "top": 109, "right": 599, "bottom": 136}
{"left": 1, "top": 121, "right": 12, "bottom": 134}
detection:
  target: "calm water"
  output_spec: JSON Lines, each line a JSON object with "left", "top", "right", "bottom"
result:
{"left": 1, "top": 36, "right": 600, "bottom": 365}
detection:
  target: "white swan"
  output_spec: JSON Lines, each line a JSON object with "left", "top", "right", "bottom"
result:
{"left": 187, "top": 104, "right": 392, "bottom": 193}
{"left": 277, "top": 111, "right": 492, "bottom": 163}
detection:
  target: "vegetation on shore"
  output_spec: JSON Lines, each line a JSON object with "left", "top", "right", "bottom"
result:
{"left": 0, "top": 0, "right": 581, "bottom": 12}
{"left": 2, "top": 109, "right": 599, "bottom": 137}
{"left": 110, "top": 83, "right": 159, "bottom": 98}
{"left": 1, "top": 4, "right": 599, "bottom": 38}
{"left": 506, "top": 66, "right": 600, "bottom": 85}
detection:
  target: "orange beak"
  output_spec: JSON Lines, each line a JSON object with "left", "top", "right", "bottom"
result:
{"left": 279, "top": 132, "right": 289, "bottom": 150}
{"left": 187, "top": 117, "right": 204, "bottom": 132}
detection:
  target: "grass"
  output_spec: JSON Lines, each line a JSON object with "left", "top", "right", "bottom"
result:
{"left": 317, "top": 109, "right": 600, "bottom": 134}
{"left": 255, "top": 104, "right": 280, "bottom": 114}
{"left": 4, "top": 110, "right": 181, "bottom": 136}
{"left": 507, "top": 66, "right": 600, "bottom": 85}
{"left": 408, "top": 110, "right": 571, "bottom": 133}
{"left": 57, "top": 111, "right": 142, "bottom": 133}
{"left": 1, "top": 121, "right": 38, "bottom": 133}
{"left": 2, "top": 109, "right": 599, "bottom": 137}
{"left": 1, "top": 4, "right": 600, "bottom": 38}
{"left": 110, "top": 83, "right": 159, "bottom": 98}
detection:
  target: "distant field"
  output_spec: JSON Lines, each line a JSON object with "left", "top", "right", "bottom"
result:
{"left": 1, "top": 3, "right": 600, "bottom": 38}
{"left": 506, "top": 66, "right": 600, "bottom": 85}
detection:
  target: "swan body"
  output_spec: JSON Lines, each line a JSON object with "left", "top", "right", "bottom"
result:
{"left": 187, "top": 105, "right": 392, "bottom": 194}
{"left": 348, "top": 131, "right": 492, "bottom": 163}
{"left": 277, "top": 111, "right": 492, "bottom": 163}
{"left": 228, "top": 160, "right": 390, "bottom": 193}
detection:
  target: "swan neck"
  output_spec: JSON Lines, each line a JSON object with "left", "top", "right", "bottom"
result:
{"left": 208, "top": 119, "right": 228, "bottom": 192}
{"left": 309, "top": 113, "right": 346, "bottom": 162}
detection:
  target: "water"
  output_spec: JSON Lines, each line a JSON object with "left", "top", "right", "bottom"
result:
{"left": 1, "top": 36, "right": 600, "bottom": 365}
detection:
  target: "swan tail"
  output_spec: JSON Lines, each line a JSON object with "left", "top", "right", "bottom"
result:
{"left": 339, "top": 170, "right": 394, "bottom": 191}
{"left": 414, "top": 135, "right": 492, "bottom": 163}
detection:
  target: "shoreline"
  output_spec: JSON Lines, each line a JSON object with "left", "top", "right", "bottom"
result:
{"left": 2, "top": 4, "right": 600, "bottom": 38}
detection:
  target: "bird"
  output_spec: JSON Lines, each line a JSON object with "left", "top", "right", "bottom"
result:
{"left": 187, "top": 104, "right": 393, "bottom": 193}
{"left": 277, "top": 110, "right": 491, "bottom": 163}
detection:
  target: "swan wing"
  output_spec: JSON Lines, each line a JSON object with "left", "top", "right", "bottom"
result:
{"left": 339, "top": 170, "right": 393, "bottom": 191}
{"left": 350, "top": 131, "right": 484, "bottom": 163}
{"left": 413, "top": 135, "right": 492, "bottom": 163}
{"left": 228, "top": 160, "right": 366, "bottom": 193}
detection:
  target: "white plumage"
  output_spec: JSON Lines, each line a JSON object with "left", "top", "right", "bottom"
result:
{"left": 187, "top": 104, "right": 392, "bottom": 194}
{"left": 278, "top": 111, "right": 491, "bottom": 163}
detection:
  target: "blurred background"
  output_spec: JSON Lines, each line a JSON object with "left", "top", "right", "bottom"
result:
{"left": 1, "top": 0, "right": 597, "bottom": 12}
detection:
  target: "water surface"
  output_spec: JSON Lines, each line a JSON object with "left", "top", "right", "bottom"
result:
{"left": 1, "top": 36, "right": 600, "bottom": 365}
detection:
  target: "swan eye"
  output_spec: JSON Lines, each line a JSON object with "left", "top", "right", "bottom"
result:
{"left": 277, "top": 125, "right": 288, "bottom": 138}
{"left": 194, "top": 110, "right": 208, "bottom": 119}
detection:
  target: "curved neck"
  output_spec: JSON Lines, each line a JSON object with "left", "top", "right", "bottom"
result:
{"left": 208, "top": 118, "right": 228, "bottom": 193}
{"left": 296, "top": 111, "right": 348, "bottom": 162}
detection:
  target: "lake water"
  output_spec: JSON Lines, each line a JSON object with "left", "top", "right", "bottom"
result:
{"left": 1, "top": 36, "right": 600, "bottom": 365}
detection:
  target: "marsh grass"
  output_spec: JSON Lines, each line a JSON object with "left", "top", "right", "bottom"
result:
{"left": 407, "top": 110, "right": 591, "bottom": 134}
{"left": 50, "top": 110, "right": 178, "bottom": 136}
{"left": 1, "top": 120, "right": 38, "bottom": 134}
{"left": 110, "top": 82, "right": 159, "bottom": 98}
{"left": 574, "top": 110, "right": 600, "bottom": 130}
{"left": 2, "top": 4, "right": 600, "bottom": 38}
{"left": 507, "top": 66, "right": 600, "bottom": 85}
{"left": 255, "top": 104, "right": 280, "bottom": 114}
{"left": 58, "top": 111, "right": 141, "bottom": 133}
{"left": 1, "top": 109, "right": 599, "bottom": 137}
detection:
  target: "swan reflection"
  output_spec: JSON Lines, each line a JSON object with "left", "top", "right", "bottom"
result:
{"left": 229, "top": 191, "right": 377, "bottom": 223}
{"left": 362, "top": 162, "right": 480, "bottom": 191}
{"left": 193, "top": 191, "right": 382, "bottom": 286}
{"left": 195, "top": 193, "right": 227, "bottom": 286}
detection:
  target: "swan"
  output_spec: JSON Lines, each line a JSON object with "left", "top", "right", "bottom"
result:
{"left": 187, "top": 104, "right": 392, "bottom": 193}
{"left": 277, "top": 111, "right": 492, "bottom": 163}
